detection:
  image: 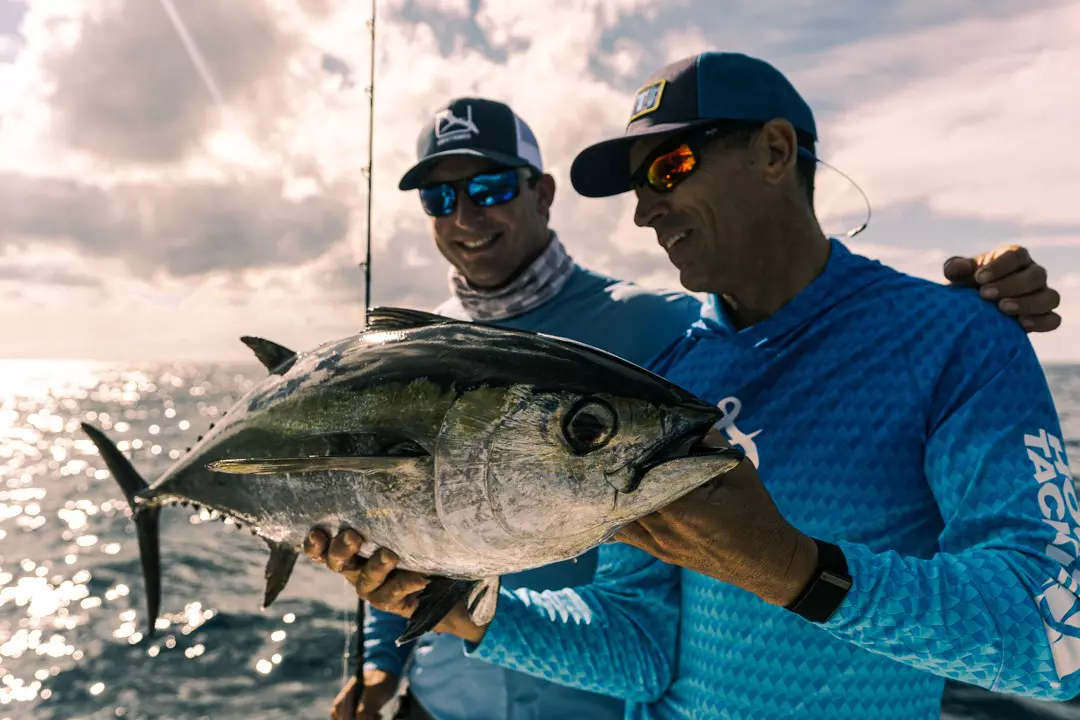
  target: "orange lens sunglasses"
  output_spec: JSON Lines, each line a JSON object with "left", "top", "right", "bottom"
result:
{"left": 629, "top": 125, "right": 726, "bottom": 193}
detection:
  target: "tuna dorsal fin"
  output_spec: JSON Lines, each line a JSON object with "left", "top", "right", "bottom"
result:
{"left": 206, "top": 456, "right": 428, "bottom": 475}
{"left": 365, "top": 307, "right": 456, "bottom": 333}
{"left": 262, "top": 541, "right": 299, "bottom": 609}
{"left": 240, "top": 336, "right": 298, "bottom": 375}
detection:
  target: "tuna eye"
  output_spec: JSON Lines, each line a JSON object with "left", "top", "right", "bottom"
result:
{"left": 563, "top": 398, "right": 617, "bottom": 455}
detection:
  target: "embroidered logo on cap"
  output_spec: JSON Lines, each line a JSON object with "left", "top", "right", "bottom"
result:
{"left": 628, "top": 80, "right": 666, "bottom": 123}
{"left": 434, "top": 105, "right": 480, "bottom": 145}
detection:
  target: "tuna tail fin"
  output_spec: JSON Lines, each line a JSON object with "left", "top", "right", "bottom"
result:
{"left": 80, "top": 422, "right": 161, "bottom": 641}
{"left": 394, "top": 576, "right": 500, "bottom": 646}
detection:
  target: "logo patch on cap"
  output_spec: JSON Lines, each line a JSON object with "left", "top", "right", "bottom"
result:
{"left": 628, "top": 80, "right": 666, "bottom": 123}
{"left": 434, "top": 105, "right": 480, "bottom": 145}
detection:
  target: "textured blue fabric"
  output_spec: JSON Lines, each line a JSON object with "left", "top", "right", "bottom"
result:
{"left": 465, "top": 238, "right": 1080, "bottom": 718}
{"left": 363, "top": 263, "right": 701, "bottom": 720}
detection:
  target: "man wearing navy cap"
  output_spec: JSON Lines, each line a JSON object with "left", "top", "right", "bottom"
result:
{"left": 313, "top": 55, "right": 1074, "bottom": 719}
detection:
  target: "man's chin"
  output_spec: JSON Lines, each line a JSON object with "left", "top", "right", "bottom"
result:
{"left": 457, "top": 261, "right": 516, "bottom": 290}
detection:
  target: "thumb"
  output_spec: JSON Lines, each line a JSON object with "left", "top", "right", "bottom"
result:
{"left": 943, "top": 256, "right": 978, "bottom": 286}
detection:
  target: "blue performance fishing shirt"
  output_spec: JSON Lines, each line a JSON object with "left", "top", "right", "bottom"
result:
{"left": 363, "top": 264, "right": 702, "bottom": 720}
{"left": 464, "top": 238, "right": 1080, "bottom": 718}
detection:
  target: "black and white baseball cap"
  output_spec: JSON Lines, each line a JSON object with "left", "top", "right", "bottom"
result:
{"left": 398, "top": 97, "right": 544, "bottom": 191}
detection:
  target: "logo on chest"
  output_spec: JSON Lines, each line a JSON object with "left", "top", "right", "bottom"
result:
{"left": 714, "top": 396, "right": 761, "bottom": 468}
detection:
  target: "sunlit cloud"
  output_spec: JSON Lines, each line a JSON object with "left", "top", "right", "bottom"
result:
{"left": 0, "top": 0, "right": 1075, "bottom": 361}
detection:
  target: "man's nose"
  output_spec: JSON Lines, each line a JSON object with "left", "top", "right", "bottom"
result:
{"left": 633, "top": 188, "right": 668, "bottom": 228}
{"left": 453, "top": 191, "right": 485, "bottom": 229}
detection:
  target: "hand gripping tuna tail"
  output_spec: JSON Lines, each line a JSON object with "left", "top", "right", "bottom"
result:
{"left": 80, "top": 422, "right": 161, "bottom": 642}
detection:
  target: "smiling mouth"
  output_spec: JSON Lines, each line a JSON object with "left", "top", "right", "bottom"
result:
{"left": 458, "top": 233, "right": 502, "bottom": 252}
{"left": 660, "top": 230, "right": 691, "bottom": 252}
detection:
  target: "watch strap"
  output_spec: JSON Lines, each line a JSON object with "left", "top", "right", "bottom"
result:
{"left": 785, "top": 539, "right": 852, "bottom": 623}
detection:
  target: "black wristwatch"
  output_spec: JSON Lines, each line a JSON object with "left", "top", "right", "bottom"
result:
{"left": 785, "top": 539, "right": 852, "bottom": 623}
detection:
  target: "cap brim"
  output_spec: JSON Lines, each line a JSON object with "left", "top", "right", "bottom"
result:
{"left": 569, "top": 119, "right": 719, "bottom": 198}
{"left": 398, "top": 149, "right": 533, "bottom": 191}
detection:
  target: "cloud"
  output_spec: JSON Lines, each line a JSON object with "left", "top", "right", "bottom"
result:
{"left": 800, "top": 3, "right": 1080, "bottom": 228}
{"left": 40, "top": 0, "right": 301, "bottom": 164}
{"left": 0, "top": 0, "right": 1076, "bottom": 362}
{"left": 0, "top": 173, "right": 351, "bottom": 276}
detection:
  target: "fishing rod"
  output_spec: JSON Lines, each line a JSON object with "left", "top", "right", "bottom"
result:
{"left": 360, "top": 0, "right": 377, "bottom": 314}
{"left": 346, "top": 1, "right": 378, "bottom": 716}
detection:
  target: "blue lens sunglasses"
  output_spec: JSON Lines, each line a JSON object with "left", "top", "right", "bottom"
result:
{"left": 418, "top": 168, "right": 536, "bottom": 217}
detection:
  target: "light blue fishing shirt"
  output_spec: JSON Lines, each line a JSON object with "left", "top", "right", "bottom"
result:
{"left": 463, "top": 238, "right": 1080, "bottom": 718}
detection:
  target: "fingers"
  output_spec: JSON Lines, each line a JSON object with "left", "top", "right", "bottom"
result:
{"left": 971, "top": 244, "right": 1032, "bottom": 285}
{"left": 365, "top": 567, "right": 428, "bottom": 614}
{"left": 352, "top": 548, "right": 400, "bottom": 596}
{"left": 329, "top": 677, "right": 357, "bottom": 720}
{"left": 302, "top": 528, "right": 429, "bottom": 616}
{"left": 943, "top": 256, "right": 978, "bottom": 287}
{"left": 1019, "top": 310, "right": 1063, "bottom": 333}
{"left": 304, "top": 528, "right": 331, "bottom": 565}
{"left": 303, "top": 527, "right": 367, "bottom": 573}
{"left": 995, "top": 287, "right": 1061, "bottom": 316}
{"left": 977, "top": 263, "right": 1047, "bottom": 302}
{"left": 942, "top": 245, "right": 1062, "bottom": 333}
{"left": 328, "top": 529, "right": 366, "bottom": 573}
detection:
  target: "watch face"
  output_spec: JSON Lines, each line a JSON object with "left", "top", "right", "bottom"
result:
{"left": 821, "top": 570, "right": 852, "bottom": 590}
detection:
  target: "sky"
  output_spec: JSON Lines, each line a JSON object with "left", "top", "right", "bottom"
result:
{"left": 0, "top": 0, "right": 1077, "bottom": 363}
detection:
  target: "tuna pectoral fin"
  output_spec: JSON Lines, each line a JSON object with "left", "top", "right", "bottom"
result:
{"left": 394, "top": 576, "right": 500, "bottom": 647}
{"left": 79, "top": 422, "right": 161, "bottom": 641}
{"left": 262, "top": 542, "right": 299, "bottom": 609}
{"left": 207, "top": 456, "right": 421, "bottom": 475}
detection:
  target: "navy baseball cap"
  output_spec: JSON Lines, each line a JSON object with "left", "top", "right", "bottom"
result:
{"left": 398, "top": 97, "right": 544, "bottom": 191}
{"left": 570, "top": 52, "right": 817, "bottom": 198}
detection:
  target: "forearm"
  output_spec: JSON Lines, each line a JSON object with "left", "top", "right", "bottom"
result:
{"left": 463, "top": 545, "right": 680, "bottom": 702}
{"left": 362, "top": 604, "right": 413, "bottom": 676}
{"left": 820, "top": 541, "right": 1080, "bottom": 700}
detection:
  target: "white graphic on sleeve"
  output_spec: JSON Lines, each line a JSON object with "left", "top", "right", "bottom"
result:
{"left": 1028, "top": 428, "right": 1080, "bottom": 678}
{"left": 714, "top": 397, "right": 761, "bottom": 469}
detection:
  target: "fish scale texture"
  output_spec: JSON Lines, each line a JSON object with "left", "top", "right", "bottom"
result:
{"left": 466, "top": 239, "right": 1080, "bottom": 718}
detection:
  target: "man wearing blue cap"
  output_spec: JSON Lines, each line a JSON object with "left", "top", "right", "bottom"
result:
{"left": 314, "top": 54, "right": 1074, "bottom": 719}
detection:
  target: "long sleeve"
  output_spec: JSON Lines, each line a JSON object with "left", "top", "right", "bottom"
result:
{"left": 820, "top": 322, "right": 1080, "bottom": 700}
{"left": 362, "top": 603, "right": 412, "bottom": 677}
{"left": 463, "top": 542, "right": 680, "bottom": 702}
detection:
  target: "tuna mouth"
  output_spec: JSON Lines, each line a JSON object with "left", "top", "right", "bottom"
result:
{"left": 617, "top": 425, "right": 733, "bottom": 494}
{"left": 644, "top": 426, "right": 732, "bottom": 470}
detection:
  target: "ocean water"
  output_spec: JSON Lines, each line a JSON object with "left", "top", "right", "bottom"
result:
{"left": 0, "top": 360, "right": 1078, "bottom": 720}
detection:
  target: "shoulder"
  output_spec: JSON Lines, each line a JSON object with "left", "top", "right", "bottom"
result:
{"left": 432, "top": 296, "right": 469, "bottom": 320}
{"left": 865, "top": 262, "right": 1027, "bottom": 349}
{"left": 846, "top": 255, "right": 1043, "bottom": 413}
{"left": 837, "top": 246, "right": 1025, "bottom": 346}
{"left": 566, "top": 266, "right": 703, "bottom": 329}
{"left": 506, "top": 265, "right": 702, "bottom": 367}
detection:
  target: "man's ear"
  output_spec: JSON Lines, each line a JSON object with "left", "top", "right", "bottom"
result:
{"left": 756, "top": 119, "right": 799, "bottom": 186}
{"left": 535, "top": 173, "right": 556, "bottom": 218}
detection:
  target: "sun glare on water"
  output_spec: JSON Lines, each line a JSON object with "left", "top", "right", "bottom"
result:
{"left": 0, "top": 359, "right": 276, "bottom": 712}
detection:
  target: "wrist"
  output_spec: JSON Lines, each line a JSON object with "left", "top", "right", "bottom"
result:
{"left": 435, "top": 600, "right": 489, "bottom": 645}
{"left": 783, "top": 537, "right": 852, "bottom": 623}
{"left": 763, "top": 529, "right": 820, "bottom": 607}
{"left": 361, "top": 668, "right": 401, "bottom": 707}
